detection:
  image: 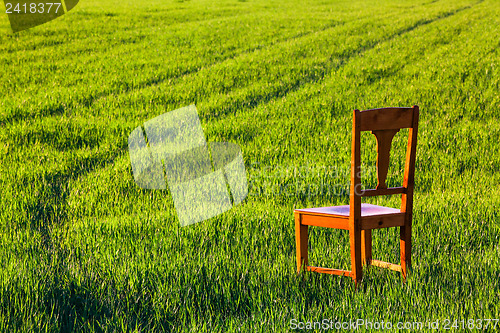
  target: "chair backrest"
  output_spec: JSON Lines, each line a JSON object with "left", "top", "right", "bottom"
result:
{"left": 349, "top": 106, "right": 419, "bottom": 217}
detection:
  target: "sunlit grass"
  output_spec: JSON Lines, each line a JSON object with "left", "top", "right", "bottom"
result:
{"left": 0, "top": 0, "right": 499, "bottom": 331}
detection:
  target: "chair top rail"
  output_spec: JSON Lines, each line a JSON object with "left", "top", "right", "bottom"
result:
{"left": 358, "top": 107, "right": 414, "bottom": 131}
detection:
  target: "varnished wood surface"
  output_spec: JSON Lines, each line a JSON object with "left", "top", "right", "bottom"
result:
{"left": 300, "top": 214, "right": 349, "bottom": 230}
{"left": 350, "top": 109, "right": 363, "bottom": 284}
{"left": 359, "top": 107, "right": 414, "bottom": 131}
{"left": 372, "top": 129, "right": 400, "bottom": 189}
{"left": 306, "top": 266, "right": 352, "bottom": 277}
{"left": 295, "top": 212, "right": 308, "bottom": 273}
{"left": 370, "top": 260, "right": 402, "bottom": 273}
{"left": 296, "top": 203, "right": 401, "bottom": 216}
{"left": 400, "top": 105, "right": 419, "bottom": 278}
{"left": 361, "top": 213, "right": 405, "bottom": 230}
{"left": 361, "top": 187, "right": 406, "bottom": 197}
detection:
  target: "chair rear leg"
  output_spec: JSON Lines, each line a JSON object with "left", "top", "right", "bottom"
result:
{"left": 361, "top": 230, "right": 372, "bottom": 265}
{"left": 400, "top": 225, "right": 411, "bottom": 279}
{"left": 350, "top": 225, "right": 362, "bottom": 284}
{"left": 295, "top": 213, "right": 308, "bottom": 273}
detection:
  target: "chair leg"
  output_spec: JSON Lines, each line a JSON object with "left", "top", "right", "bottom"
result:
{"left": 361, "top": 230, "right": 372, "bottom": 265}
{"left": 295, "top": 213, "right": 308, "bottom": 273}
{"left": 349, "top": 224, "right": 362, "bottom": 284}
{"left": 400, "top": 225, "right": 411, "bottom": 279}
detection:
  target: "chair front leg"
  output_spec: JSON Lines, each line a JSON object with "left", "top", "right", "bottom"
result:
{"left": 349, "top": 223, "right": 363, "bottom": 284}
{"left": 295, "top": 213, "right": 308, "bottom": 273}
{"left": 400, "top": 224, "right": 411, "bottom": 279}
{"left": 361, "top": 230, "right": 372, "bottom": 265}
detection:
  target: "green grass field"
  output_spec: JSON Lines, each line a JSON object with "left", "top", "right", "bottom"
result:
{"left": 1, "top": 0, "right": 500, "bottom": 331}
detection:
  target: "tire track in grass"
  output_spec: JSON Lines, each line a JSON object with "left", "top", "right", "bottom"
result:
{"left": 1, "top": 2, "right": 493, "bottom": 328}
{"left": 1, "top": 6, "right": 352, "bottom": 116}
{"left": 0, "top": 8, "right": 280, "bottom": 54}
{"left": 0, "top": 7, "right": 380, "bottom": 294}
{"left": 230, "top": 0, "right": 495, "bottom": 172}
{"left": 11, "top": 1, "right": 473, "bottom": 170}
{"left": 48, "top": 1, "right": 483, "bottom": 219}
{"left": 198, "top": 0, "right": 487, "bottom": 163}
{"left": 0, "top": 0, "right": 482, "bottom": 128}
{"left": 1, "top": 1, "right": 480, "bottom": 234}
{"left": 160, "top": 2, "right": 480, "bottom": 123}
{"left": 1, "top": 2, "right": 420, "bottom": 126}
{"left": 69, "top": 1, "right": 468, "bottom": 126}
{"left": 0, "top": 147, "right": 125, "bottom": 318}
{"left": 0, "top": 18, "right": 345, "bottom": 126}
{"left": 4, "top": 147, "right": 122, "bottom": 227}
{"left": 0, "top": 1, "right": 276, "bottom": 54}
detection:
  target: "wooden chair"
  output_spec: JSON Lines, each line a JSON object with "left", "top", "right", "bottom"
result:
{"left": 294, "top": 106, "right": 419, "bottom": 284}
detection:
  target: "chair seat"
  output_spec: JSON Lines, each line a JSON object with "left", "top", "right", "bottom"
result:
{"left": 295, "top": 203, "right": 401, "bottom": 217}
